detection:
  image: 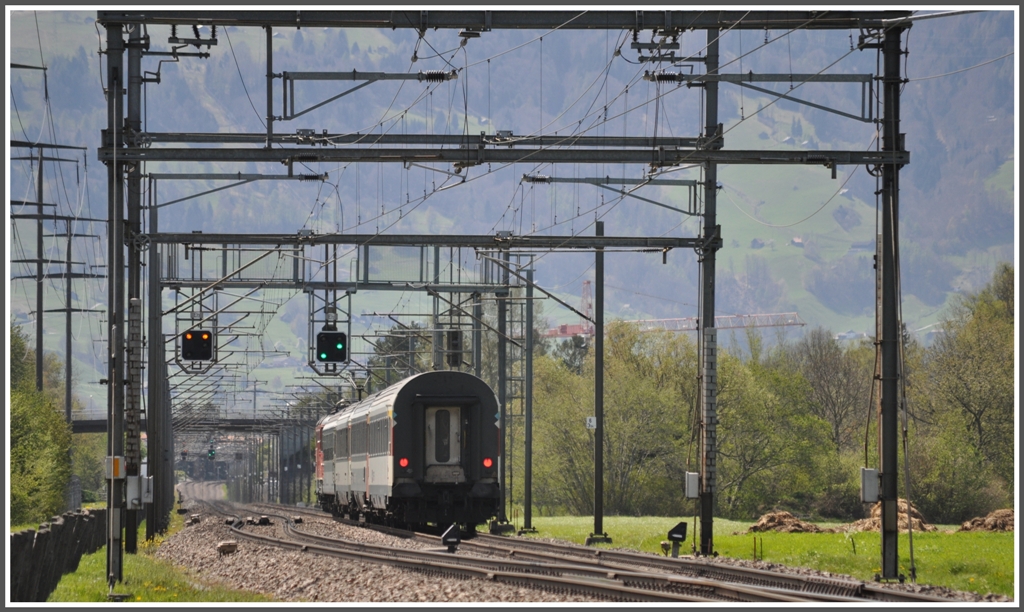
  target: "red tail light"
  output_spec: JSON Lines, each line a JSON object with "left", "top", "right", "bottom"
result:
{"left": 399, "top": 457, "right": 409, "bottom": 468}
{"left": 482, "top": 457, "right": 493, "bottom": 469}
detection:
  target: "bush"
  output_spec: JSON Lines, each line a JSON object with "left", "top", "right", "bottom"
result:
{"left": 808, "top": 452, "right": 864, "bottom": 520}
{"left": 10, "top": 390, "right": 73, "bottom": 525}
{"left": 908, "top": 413, "right": 1010, "bottom": 524}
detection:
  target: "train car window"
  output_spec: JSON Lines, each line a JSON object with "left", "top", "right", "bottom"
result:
{"left": 323, "top": 430, "right": 334, "bottom": 461}
{"left": 353, "top": 421, "right": 366, "bottom": 455}
{"left": 372, "top": 420, "right": 378, "bottom": 456}
{"left": 367, "top": 417, "right": 389, "bottom": 457}
{"left": 435, "top": 409, "right": 451, "bottom": 463}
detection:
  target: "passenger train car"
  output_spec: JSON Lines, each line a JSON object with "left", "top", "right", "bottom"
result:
{"left": 315, "top": 371, "right": 501, "bottom": 530}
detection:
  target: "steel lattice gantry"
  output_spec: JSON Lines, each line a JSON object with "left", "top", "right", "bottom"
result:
{"left": 96, "top": 9, "right": 910, "bottom": 584}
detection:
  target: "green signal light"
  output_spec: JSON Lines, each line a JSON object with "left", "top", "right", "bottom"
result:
{"left": 319, "top": 352, "right": 327, "bottom": 359}
{"left": 336, "top": 342, "right": 344, "bottom": 349}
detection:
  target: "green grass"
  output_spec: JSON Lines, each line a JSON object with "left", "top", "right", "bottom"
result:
{"left": 11, "top": 522, "right": 44, "bottom": 533}
{"left": 47, "top": 508, "right": 274, "bottom": 603}
{"left": 519, "top": 515, "right": 1015, "bottom": 599}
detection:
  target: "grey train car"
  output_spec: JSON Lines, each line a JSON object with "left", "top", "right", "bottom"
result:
{"left": 315, "top": 371, "right": 501, "bottom": 531}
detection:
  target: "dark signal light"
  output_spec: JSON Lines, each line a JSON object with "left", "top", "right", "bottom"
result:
{"left": 182, "top": 329, "right": 213, "bottom": 360}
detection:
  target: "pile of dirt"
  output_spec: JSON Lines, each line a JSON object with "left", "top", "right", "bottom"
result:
{"left": 958, "top": 509, "right": 1014, "bottom": 532}
{"left": 747, "top": 511, "right": 825, "bottom": 533}
{"left": 843, "top": 499, "right": 936, "bottom": 533}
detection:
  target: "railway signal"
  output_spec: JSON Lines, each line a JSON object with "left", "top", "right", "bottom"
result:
{"left": 181, "top": 329, "right": 213, "bottom": 360}
{"left": 316, "top": 330, "right": 347, "bottom": 363}
{"left": 667, "top": 521, "right": 688, "bottom": 558}
{"left": 446, "top": 329, "right": 463, "bottom": 366}
{"left": 207, "top": 447, "right": 216, "bottom": 460}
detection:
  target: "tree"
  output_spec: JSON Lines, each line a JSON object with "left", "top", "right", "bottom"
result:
{"left": 527, "top": 355, "right": 595, "bottom": 514}
{"left": 925, "top": 263, "right": 1014, "bottom": 492}
{"left": 908, "top": 411, "right": 1009, "bottom": 524}
{"left": 551, "top": 335, "right": 588, "bottom": 374}
{"left": 791, "top": 327, "right": 871, "bottom": 451}
{"left": 529, "top": 323, "right": 698, "bottom": 516}
{"left": 601, "top": 323, "right": 695, "bottom": 516}
{"left": 715, "top": 348, "right": 831, "bottom": 518}
{"left": 72, "top": 433, "right": 108, "bottom": 503}
{"left": 10, "top": 326, "right": 73, "bottom": 525}
{"left": 365, "top": 321, "right": 433, "bottom": 390}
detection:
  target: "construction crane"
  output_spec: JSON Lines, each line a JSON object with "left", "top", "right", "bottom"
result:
{"left": 544, "top": 281, "right": 805, "bottom": 338}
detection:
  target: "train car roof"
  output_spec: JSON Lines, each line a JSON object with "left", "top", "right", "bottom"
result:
{"left": 316, "top": 370, "right": 496, "bottom": 427}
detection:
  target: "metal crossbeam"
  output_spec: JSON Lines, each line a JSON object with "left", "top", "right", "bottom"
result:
{"left": 150, "top": 233, "right": 713, "bottom": 250}
{"left": 97, "top": 10, "right": 908, "bottom": 30}
{"left": 136, "top": 132, "right": 700, "bottom": 148}
{"left": 98, "top": 146, "right": 907, "bottom": 166}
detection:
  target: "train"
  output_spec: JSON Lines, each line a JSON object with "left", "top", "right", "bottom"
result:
{"left": 314, "top": 371, "right": 502, "bottom": 531}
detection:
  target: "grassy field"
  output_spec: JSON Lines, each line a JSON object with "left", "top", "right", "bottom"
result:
{"left": 519, "top": 515, "right": 1016, "bottom": 599}
{"left": 45, "top": 508, "right": 274, "bottom": 603}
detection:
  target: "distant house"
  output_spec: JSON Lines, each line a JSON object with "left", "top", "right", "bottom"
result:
{"left": 834, "top": 330, "right": 866, "bottom": 341}
{"left": 751, "top": 238, "right": 764, "bottom": 249}
{"left": 791, "top": 236, "right": 804, "bottom": 248}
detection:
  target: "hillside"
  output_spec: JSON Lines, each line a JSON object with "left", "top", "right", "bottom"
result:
{"left": 6, "top": 10, "right": 1017, "bottom": 406}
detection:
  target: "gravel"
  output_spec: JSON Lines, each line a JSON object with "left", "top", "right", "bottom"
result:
{"left": 156, "top": 506, "right": 603, "bottom": 602}
{"left": 167, "top": 484, "right": 1010, "bottom": 603}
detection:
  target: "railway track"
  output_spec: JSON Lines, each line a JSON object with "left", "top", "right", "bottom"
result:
{"left": 460, "top": 532, "right": 955, "bottom": 604}
{"left": 189, "top": 499, "right": 956, "bottom": 604}
{"left": 199, "top": 500, "right": 831, "bottom": 603}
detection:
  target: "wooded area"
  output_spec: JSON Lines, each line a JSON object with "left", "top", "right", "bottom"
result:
{"left": 515, "top": 263, "right": 1015, "bottom": 524}
{"left": 8, "top": 264, "right": 1014, "bottom": 528}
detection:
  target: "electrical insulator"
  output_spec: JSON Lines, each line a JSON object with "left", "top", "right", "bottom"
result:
{"left": 419, "top": 70, "right": 451, "bottom": 82}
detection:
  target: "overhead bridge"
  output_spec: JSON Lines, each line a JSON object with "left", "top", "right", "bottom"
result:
{"left": 71, "top": 417, "right": 305, "bottom": 435}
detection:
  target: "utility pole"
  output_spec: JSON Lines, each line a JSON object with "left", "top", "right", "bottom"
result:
{"left": 521, "top": 268, "right": 536, "bottom": 534}
{"left": 699, "top": 27, "right": 721, "bottom": 557}
{"left": 496, "top": 249, "right": 509, "bottom": 526}
{"left": 878, "top": 24, "right": 906, "bottom": 582}
{"left": 252, "top": 379, "right": 267, "bottom": 421}
{"left": 146, "top": 181, "right": 168, "bottom": 539}
{"left": 473, "top": 292, "right": 483, "bottom": 378}
{"left": 64, "top": 227, "right": 73, "bottom": 419}
{"left": 43, "top": 225, "right": 103, "bottom": 423}
{"left": 36, "top": 146, "right": 45, "bottom": 391}
{"left": 123, "top": 22, "right": 144, "bottom": 556}
{"left": 104, "top": 20, "right": 126, "bottom": 590}
{"left": 587, "top": 222, "right": 610, "bottom": 545}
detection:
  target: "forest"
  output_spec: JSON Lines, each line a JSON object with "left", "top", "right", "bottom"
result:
{"left": 10, "top": 263, "right": 1014, "bottom": 528}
